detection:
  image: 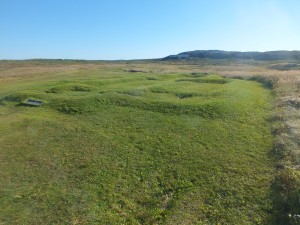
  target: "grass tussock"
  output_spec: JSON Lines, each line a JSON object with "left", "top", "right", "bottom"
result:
{"left": 176, "top": 75, "right": 231, "bottom": 84}
{"left": 46, "top": 83, "right": 95, "bottom": 93}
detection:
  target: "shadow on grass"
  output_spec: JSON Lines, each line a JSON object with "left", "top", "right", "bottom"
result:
{"left": 248, "top": 76, "right": 278, "bottom": 89}
{"left": 266, "top": 131, "right": 300, "bottom": 225}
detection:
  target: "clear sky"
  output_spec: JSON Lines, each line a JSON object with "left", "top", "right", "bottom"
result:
{"left": 1, "top": 0, "right": 300, "bottom": 60}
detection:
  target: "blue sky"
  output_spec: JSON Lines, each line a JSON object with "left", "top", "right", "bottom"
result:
{"left": 1, "top": 0, "right": 300, "bottom": 60}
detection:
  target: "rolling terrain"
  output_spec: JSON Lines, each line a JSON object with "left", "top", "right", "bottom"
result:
{"left": 0, "top": 57, "right": 299, "bottom": 224}
{"left": 164, "top": 50, "right": 300, "bottom": 61}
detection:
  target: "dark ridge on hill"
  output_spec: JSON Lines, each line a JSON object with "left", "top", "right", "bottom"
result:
{"left": 163, "top": 50, "right": 300, "bottom": 61}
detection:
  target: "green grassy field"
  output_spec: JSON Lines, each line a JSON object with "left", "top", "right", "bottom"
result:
{"left": 0, "top": 67, "right": 276, "bottom": 224}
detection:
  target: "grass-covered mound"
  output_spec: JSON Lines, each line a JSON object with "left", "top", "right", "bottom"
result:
{"left": 0, "top": 71, "right": 275, "bottom": 224}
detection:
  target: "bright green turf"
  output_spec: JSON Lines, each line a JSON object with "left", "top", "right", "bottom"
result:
{"left": 0, "top": 70, "right": 275, "bottom": 224}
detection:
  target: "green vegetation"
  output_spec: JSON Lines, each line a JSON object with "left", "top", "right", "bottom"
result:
{"left": 270, "top": 77, "right": 300, "bottom": 225}
{"left": 0, "top": 67, "right": 276, "bottom": 224}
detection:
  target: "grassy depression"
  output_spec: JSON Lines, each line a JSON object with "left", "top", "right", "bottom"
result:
{"left": 0, "top": 71, "right": 275, "bottom": 224}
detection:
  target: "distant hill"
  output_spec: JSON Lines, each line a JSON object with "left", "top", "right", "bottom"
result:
{"left": 163, "top": 50, "right": 300, "bottom": 61}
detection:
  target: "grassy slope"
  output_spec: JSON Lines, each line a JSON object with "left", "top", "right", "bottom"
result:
{"left": 0, "top": 68, "right": 275, "bottom": 224}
